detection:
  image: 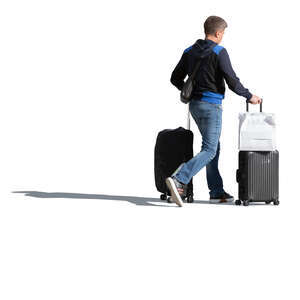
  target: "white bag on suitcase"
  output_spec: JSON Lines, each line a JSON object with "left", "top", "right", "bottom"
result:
{"left": 238, "top": 100, "right": 276, "bottom": 151}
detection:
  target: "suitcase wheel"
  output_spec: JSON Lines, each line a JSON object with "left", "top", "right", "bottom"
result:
{"left": 186, "top": 195, "right": 194, "bottom": 203}
{"left": 235, "top": 199, "right": 242, "bottom": 205}
{"left": 160, "top": 193, "right": 167, "bottom": 201}
{"left": 265, "top": 201, "right": 272, "bottom": 204}
{"left": 167, "top": 197, "right": 173, "bottom": 203}
{"left": 273, "top": 199, "right": 280, "bottom": 205}
{"left": 243, "top": 200, "right": 250, "bottom": 206}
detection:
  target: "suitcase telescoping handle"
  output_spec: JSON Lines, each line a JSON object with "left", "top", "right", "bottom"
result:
{"left": 187, "top": 103, "right": 191, "bottom": 130}
{"left": 246, "top": 98, "right": 263, "bottom": 112}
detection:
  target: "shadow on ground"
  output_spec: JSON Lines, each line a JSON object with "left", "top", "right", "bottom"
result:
{"left": 12, "top": 191, "right": 264, "bottom": 207}
{"left": 12, "top": 191, "right": 173, "bottom": 207}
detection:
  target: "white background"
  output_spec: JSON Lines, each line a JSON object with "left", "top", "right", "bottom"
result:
{"left": 0, "top": 0, "right": 299, "bottom": 299}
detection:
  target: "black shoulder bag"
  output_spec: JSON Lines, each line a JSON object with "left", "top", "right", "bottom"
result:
{"left": 180, "top": 45, "right": 215, "bottom": 104}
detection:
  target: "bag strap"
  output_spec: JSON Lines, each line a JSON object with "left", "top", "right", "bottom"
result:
{"left": 189, "top": 58, "right": 203, "bottom": 80}
{"left": 189, "top": 43, "right": 216, "bottom": 81}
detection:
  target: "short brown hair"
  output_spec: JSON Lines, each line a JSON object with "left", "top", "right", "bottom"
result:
{"left": 204, "top": 16, "right": 228, "bottom": 35}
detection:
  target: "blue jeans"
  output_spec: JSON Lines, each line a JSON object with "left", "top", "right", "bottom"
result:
{"left": 174, "top": 100, "right": 225, "bottom": 197}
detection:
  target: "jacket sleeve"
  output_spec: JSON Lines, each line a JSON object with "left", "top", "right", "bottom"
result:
{"left": 170, "top": 52, "right": 188, "bottom": 91}
{"left": 218, "top": 48, "right": 252, "bottom": 100}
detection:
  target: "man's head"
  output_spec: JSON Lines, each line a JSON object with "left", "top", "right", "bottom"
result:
{"left": 204, "top": 16, "right": 228, "bottom": 44}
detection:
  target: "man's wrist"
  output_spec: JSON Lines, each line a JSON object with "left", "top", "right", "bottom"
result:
{"left": 246, "top": 92, "right": 252, "bottom": 101}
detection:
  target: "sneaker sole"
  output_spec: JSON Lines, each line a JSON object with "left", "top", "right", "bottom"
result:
{"left": 165, "top": 177, "right": 184, "bottom": 207}
{"left": 209, "top": 197, "right": 234, "bottom": 204}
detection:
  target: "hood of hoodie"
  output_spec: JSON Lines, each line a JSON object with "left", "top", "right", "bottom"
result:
{"left": 192, "top": 39, "right": 217, "bottom": 58}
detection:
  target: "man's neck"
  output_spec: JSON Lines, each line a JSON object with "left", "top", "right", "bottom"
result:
{"left": 205, "top": 36, "right": 218, "bottom": 44}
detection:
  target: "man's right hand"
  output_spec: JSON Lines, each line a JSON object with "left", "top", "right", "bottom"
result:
{"left": 249, "top": 95, "right": 262, "bottom": 104}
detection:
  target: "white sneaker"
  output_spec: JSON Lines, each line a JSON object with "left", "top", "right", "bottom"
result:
{"left": 165, "top": 176, "right": 185, "bottom": 207}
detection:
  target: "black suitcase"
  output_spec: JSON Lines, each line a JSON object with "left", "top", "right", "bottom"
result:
{"left": 236, "top": 151, "right": 279, "bottom": 206}
{"left": 154, "top": 106, "right": 194, "bottom": 203}
{"left": 235, "top": 101, "right": 279, "bottom": 206}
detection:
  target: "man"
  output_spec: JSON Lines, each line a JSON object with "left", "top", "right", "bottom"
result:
{"left": 166, "top": 16, "right": 262, "bottom": 207}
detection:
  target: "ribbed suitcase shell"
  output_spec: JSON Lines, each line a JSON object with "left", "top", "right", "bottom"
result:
{"left": 237, "top": 151, "right": 279, "bottom": 203}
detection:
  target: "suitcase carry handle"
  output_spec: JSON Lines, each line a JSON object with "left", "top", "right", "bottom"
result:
{"left": 236, "top": 169, "right": 240, "bottom": 183}
{"left": 246, "top": 98, "right": 263, "bottom": 112}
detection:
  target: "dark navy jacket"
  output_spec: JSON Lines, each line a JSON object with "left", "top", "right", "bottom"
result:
{"left": 170, "top": 38, "right": 252, "bottom": 104}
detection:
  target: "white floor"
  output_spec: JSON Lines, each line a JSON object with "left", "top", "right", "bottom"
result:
{"left": 1, "top": 185, "right": 299, "bottom": 300}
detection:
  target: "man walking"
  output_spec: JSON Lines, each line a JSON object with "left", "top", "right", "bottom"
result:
{"left": 166, "top": 16, "right": 262, "bottom": 207}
